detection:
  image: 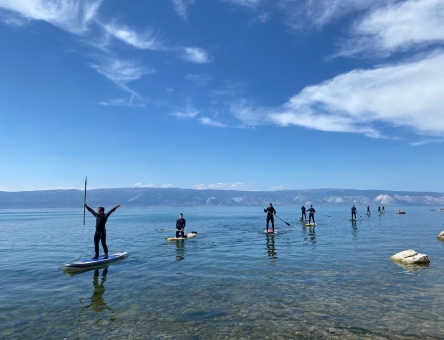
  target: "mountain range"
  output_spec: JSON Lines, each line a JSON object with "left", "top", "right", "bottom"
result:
{"left": 1, "top": 188, "right": 444, "bottom": 208}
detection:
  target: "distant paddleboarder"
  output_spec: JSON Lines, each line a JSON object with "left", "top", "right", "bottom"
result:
{"left": 301, "top": 205, "right": 306, "bottom": 221}
{"left": 367, "top": 206, "right": 370, "bottom": 215}
{"left": 264, "top": 203, "right": 276, "bottom": 232}
{"left": 85, "top": 204, "right": 121, "bottom": 259}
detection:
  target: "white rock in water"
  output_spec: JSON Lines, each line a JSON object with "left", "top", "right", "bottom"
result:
{"left": 437, "top": 231, "right": 444, "bottom": 239}
{"left": 391, "top": 249, "right": 430, "bottom": 264}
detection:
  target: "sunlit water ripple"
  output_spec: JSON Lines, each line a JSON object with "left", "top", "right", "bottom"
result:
{"left": 1, "top": 206, "right": 444, "bottom": 339}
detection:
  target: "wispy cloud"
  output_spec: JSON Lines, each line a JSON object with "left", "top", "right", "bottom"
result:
{"left": 410, "top": 138, "right": 444, "bottom": 146}
{"left": 182, "top": 47, "right": 210, "bottom": 63}
{"left": 224, "top": 0, "right": 263, "bottom": 9}
{"left": 171, "top": 0, "right": 194, "bottom": 22}
{"left": 0, "top": 0, "right": 102, "bottom": 34}
{"left": 233, "top": 53, "right": 444, "bottom": 138}
{"left": 99, "top": 95, "right": 145, "bottom": 107}
{"left": 89, "top": 57, "right": 154, "bottom": 93}
{"left": 339, "top": 0, "right": 444, "bottom": 57}
{"left": 279, "top": 0, "right": 382, "bottom": 30}
{"left": 192, "top": 182, "right": 249, "bottom": 190}
{"left": 102, "top": 22, "right": 162, "bottom": 50}
{"left": 171, "top": 103, "right": 199, "bottom": 119}
{"left": 199, "top": 117, "right": 227, "bottom": 127}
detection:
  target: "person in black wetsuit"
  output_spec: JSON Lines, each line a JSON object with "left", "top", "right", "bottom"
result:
{"left": 351, "top": 205, "right": 357, "bottom": 220}
{"left": 85, "top": 204, "right": 121, "bottom": 259}
{"left": 301, "top": 205, "right": 306, "bottom": 221}
{"left": 308, "top": 205, "right": 316, "bottom": 224}
{"left": 176, "top": 213, "right": 186, "bottom": 238}
{"left": 264, "top": 203, "right": 276, "bottom": 232}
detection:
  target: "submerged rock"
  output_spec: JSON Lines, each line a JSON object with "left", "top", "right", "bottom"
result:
{"left": 390, "top": 249, "right": 430, "bottom": 264}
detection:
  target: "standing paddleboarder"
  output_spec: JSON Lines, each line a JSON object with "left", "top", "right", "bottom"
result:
{"left": 264, "top": 203, "right": 276, "bottom": 232}
{"left": 351, "top": 205, "right": 357, "bottom": 220}
{"left": 85, "top": 204, "right": 121, "bottom": 259}
{"left": 176, "top": 213, "right": 186, "bottom": 238}
{"left": 308, "top": 205, "right": 316, "bottom": 225}
{"left": 301, "top": 205, "right": 306, "bottom": 221}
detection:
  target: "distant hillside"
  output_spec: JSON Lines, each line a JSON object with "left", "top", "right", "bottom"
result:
{"left": 0, "top": 188, "right": 443, "bottom": 208}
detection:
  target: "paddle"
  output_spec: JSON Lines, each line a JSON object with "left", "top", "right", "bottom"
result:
{"left": 267, "top": 210, "right": 290, "bottom": 226}
{"left": 83, "top": 176, "right": 87, "bottom": 226}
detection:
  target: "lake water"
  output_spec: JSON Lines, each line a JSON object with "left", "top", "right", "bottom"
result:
{"left": 1, "top": 205, "right": 444, "bottom": 339}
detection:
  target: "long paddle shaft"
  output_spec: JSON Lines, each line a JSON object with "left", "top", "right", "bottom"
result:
{"left": 267, "top": 210, "right": 290, "bottom": 226}
{"left": 83, "top": 176, "right": 87, "bottom": 226}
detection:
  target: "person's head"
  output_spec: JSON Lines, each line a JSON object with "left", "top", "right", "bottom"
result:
{"left": 310, "top": 205, "right": 313, "bottom": 207}
{"left": 179, "top": 213, "right": 183, "bottom": 218}
{"left": 98, "top": 207, "right": 105, "bottom": 213}
{"left": 269, "top": 203, "right": 273, "bottom": 207}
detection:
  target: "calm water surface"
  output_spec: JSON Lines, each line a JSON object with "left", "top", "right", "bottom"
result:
{"left": 1, "top": 205, "right": 444, "bottom": 339}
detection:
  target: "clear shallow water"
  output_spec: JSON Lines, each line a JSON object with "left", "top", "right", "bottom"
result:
{"left": 1, "top": 206, "right": 444, "bottom": 339}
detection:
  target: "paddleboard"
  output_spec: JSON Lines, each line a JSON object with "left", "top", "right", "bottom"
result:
{"left": 166, "top": 232, "right": 197, "bottom": 241}
{"left": 264, "top": 229, "right": 276, "bottom": 234}
{"left": 64, "top": 251, "right": 127, "bottom": 270}
{"left": 350, "top": 219, "right": 357, "bottom": 222}
{"left": 305, "top": 223, "right": 317, "bottom": 227}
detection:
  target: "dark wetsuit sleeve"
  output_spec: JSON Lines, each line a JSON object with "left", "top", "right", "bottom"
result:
{"left": 85, "top": 205, "right": 97, "bottom": 217}
{"left": 105, "top": 206, "right": 118, "bottom": 218}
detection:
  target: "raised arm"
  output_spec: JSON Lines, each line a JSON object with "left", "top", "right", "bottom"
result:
{"left": 85, "top": 204, "right": 97, "bottom": 217}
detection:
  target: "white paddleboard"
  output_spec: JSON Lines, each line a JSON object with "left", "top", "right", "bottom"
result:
{"left": 305, "top": 223, "right": 317, "bottom": 227}
{"left": 64, "top": 251, "right": 128, "bottom": 270}
{"left": 166, "top": 232, "right": 197, "bottom": 241}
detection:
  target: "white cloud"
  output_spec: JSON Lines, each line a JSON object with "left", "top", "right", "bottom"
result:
{"left": 102, "top": 22, "right": 162, "bottom": 50}
{"left": 341, "top": 0, "right": 444, "bottom": 57}
{"left": 171, "top": 104, "right": 199, "bottom": 119}
{"left": 199, "top": 117, "right": 227, "bottom": 127}
{"left": 192, "top": 182, "right": 249, "bottom": 190}
{"left": 99, "top": 95, "right": 145, "bottom": 107}
{"left": 182, "top": 47, "right": 210, "bottom": 63}
{"left": 89, "top": 57, "right": 153, "bottom": 95}
{"left": 279, "top": 0, "right": 383, "bottom": 30}
{"left": 171, "top": 0, "right": 194, "bottom": 21}
{"left": 233, "top": 53, "right": 444, "bottom": 138}
{"left": 134, "top": 183, "right": 176, "bottom": 188}
{"left": 224, "top": 0, "right": 263, "bottom": 9}
{"left": 0, "top": 0, "right": 102, "bottom": 34}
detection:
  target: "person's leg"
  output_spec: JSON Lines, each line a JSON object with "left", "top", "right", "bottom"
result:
{"left": 93, "top": 231, "right": 100, "bottom": 258}
{"left": 101, "top": 230, "right": 108, "bottom": 258}
{"left": 271, "top": 217, "right": 275, "bottom": 231}
{"left": 266, "top": 216, "right": 270, "bottom": 229}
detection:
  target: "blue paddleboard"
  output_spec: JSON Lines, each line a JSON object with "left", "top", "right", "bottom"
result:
{"left": 64, "top": 251, "right": 128, "bottom": 269}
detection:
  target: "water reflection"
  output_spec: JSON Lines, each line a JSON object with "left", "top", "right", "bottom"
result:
{"left": 79, "top": 266, "right": 116, "bottom": 327}
{"left": 392, "top": 261, "right": 430, "bottom": 275}
{"left": 266, "top": 233, "right": 277, "bottom": 259}
{"left": 302, "top": 226, "right": 316, "bottom": 247}
{"left": 351, "top": 220, "right": 358, "bottom": 239}
{"left": 175, "top": 240, "right": 185, "bottom": 261}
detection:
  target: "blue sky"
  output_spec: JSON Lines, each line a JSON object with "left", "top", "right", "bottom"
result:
{"left": 1, "top": 0, "right": 444, "bottom": 192}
